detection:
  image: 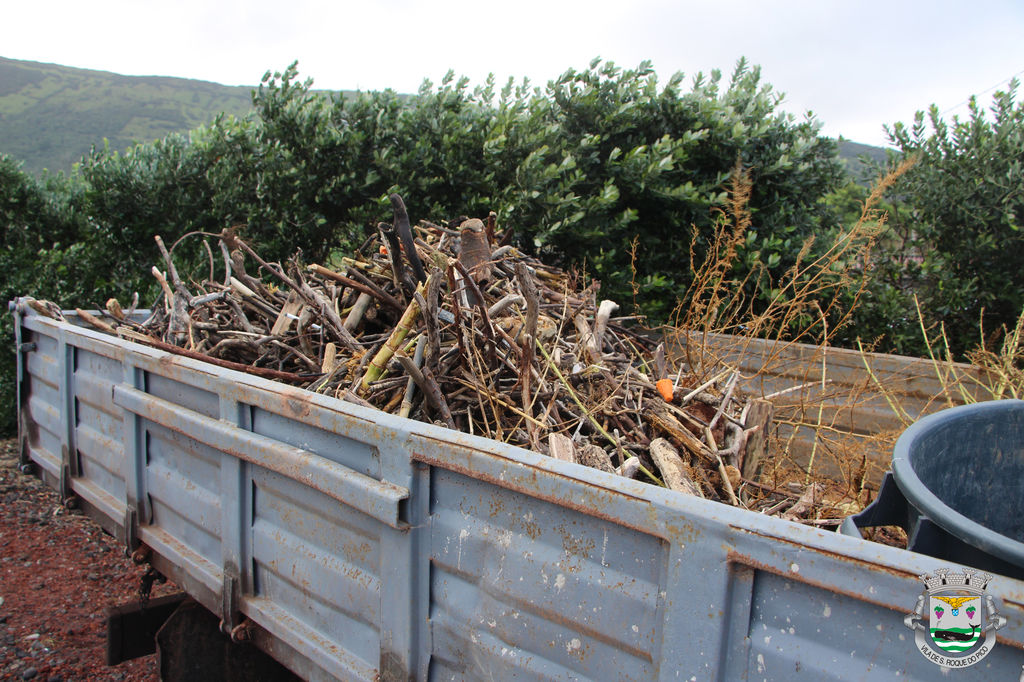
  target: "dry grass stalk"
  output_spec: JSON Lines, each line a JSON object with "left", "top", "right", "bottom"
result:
{"left": 657, "top": 158, "right": 920, "bottom": 524}
{"left": 911, "top": 296, "right": 1024, "bottom": 405}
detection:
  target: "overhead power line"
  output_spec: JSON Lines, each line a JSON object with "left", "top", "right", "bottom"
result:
{"left": 939, "top": 67, "right": 1024, "bottom": 117}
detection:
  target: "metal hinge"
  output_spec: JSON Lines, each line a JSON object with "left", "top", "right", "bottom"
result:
{"left": 59, "top": 457, "right": 77, "bottom": 508}
{"left": 124, "top": 507, "right": 140, "bottom": 553}
{"left": 219, "top": 572, "right": 242, "bottom": 635}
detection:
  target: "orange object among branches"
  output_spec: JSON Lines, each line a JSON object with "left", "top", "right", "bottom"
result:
{"left": 656, "top": 378, "right": 674, "bottom": 402}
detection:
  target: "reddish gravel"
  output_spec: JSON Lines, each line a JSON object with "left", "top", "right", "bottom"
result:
{"left": 0, "top": 438, "right": 175, "bottom": 681}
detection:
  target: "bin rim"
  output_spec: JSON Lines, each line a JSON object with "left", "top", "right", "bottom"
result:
{"left": 892, "top": 399, "right": 1024, "bottom": 571}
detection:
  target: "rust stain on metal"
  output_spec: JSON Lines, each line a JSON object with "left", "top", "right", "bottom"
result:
{"left": 412, "top": 451, "right": 664, "bottom": 539}
{"left": 343, "top": 540, "right": 373, "bottom": 565}
{"left": 486, "top": 497, "right": 505, "bottom": 518}
{"left": 246, "top": 603, "right": 373, "bottom": 679}
{"left": 733, "top": 526, "right": 917, "bottom": 580}
{"left": 723, "top": 546, "right": 1024, "bottom": 649}
{"left": 727, "top": 550, "right": 909, "bottom": 614}
{"left": 488, "top": 498, "right": 543, "bottom": 540}
{"left": 664, "top": 520, "right": 701, "bottom": 546}
{"left": 279, "top": 387, "right": 314, "bottom": 419}
{"left": 157, "top": 353, "right": 178, "bottom": 370}
{"left": 996, "top": 634, "right": 1024, "bottom": 652}
{"left": 560, "top": 527, "right": 596, "bottom": 562}
{"left": 230, "top": 618, "right": 253, "bottom": 642}
{"left": 425, "top": 557, "right": 655, "bottom": 664}
{"left": 130, "top": 545, "right": 151, "bottom": 565}
{"left": 521, "top": 517, "right": 542, "bottom": 541}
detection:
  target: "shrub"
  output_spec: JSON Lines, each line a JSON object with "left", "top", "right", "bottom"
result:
{"left": 874, "top": 82, "right": 1024, "bottom": 356}
{"left": 1, "top": 154, "right": 87, "bottom": 436}
{"left": 1, "top": 58, "right": 848, "bottom": 435}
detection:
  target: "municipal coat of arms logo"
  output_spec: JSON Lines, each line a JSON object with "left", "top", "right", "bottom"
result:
{"left": 904, "top": 568, "right": 1007, "bottom": 668}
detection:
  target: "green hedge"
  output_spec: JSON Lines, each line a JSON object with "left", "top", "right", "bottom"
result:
{"left": 1, "top": 59, "right": 849, "bottom": 436}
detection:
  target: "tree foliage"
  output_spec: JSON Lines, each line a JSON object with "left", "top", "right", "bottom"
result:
{"left": 499, "top": 59, "right": 843, "bottom": 317}
{"left": 0, "top": 154, "right": 87, "bottom": 435}
{"left": 859, "top": 82, "right": 1024, "bottom": 356}
{"left": 55, "top": 59, "right": 843, "bottom": 313}
{"left": 0, "top": 59, "right": 847, "bottom": 436}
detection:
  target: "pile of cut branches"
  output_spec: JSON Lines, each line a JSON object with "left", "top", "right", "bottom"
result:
{"left": 33, "top": 194, "right": 843, "bottom": 517}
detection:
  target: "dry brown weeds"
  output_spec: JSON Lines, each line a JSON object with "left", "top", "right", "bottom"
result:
{"left": 659, "top": 158, "right": 925, "bottom": 527}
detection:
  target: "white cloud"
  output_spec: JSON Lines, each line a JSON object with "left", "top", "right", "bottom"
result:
{"left": 4, "top": 0, "right": 1023, "bottom": 145}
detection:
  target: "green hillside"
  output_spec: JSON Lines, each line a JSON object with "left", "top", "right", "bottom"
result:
{"left": 836, "top": 138, "right": 892, "bottom": 182}
{"left": 0, "top": 57, "right": 256, "bottom": 174}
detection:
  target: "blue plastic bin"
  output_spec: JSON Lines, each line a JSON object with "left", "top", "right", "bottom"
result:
{"left": 842, "top": 400, "right": 1024, "bottom": 579}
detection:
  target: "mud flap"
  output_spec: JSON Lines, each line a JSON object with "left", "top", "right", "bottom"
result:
{"left": 106, "top": 592, "right": 189, "bottom": 665}
{"left": 155, "top": 599, "right": 300, "bottom": 681}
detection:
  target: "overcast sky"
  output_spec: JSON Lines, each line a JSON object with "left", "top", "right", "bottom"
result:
{"left": 5, "top": 0, "right": 1023, "bottom": 147}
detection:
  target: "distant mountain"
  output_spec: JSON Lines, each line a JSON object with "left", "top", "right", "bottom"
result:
{"left": 836, "top": 139, "right": 892, "bottom": 183}
{"left": 0, "top": 57, "right": 256, "bottom": 175}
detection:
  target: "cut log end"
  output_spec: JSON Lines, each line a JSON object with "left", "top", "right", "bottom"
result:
{"left": 649, "top": 438, "right": 702, "bottom": 496}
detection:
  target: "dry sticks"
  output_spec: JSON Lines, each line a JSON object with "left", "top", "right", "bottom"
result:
{"left": 78, "top": 197, "right": 785, "bottom": 513}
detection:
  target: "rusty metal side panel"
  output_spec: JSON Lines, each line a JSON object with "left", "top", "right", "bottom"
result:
{"left": 14, "top": 305, "right": 418, "bottom": 680}
{"left": 74, "top": 345, "right": 130, "bottom": 505}
{"left": 406, "top": 427, "right": 1024, "bottom": 681}
{"left": 19, "top": 328, "right": 63, "bottom": 479}
{"left": 13, "top": 303, "right": 1024, "bottom": 681}
{"left": 426, "top": 466, "right": 666, "bottom": 680}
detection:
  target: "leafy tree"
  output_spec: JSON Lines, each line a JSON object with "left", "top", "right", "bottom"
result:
{"left": 202, "top": 64, "right": 508, "bottom": 262}
{"left": 875, "top": 82, "right": 1024, "bottom": 355}
{"left": 76, "top": 134, "right": 218, "bottom": 300}
{"left": 1, "top": 58, "right": 850, "bottom": 436}
{"left": 825, "top": 176, "right": 926, "bottom": 355}
{"left": 67, "top": 59, "right": 843, "bottom": 322}
{"left": 0, "top": 155, "right": 87, "bottom": 435}
{"left": 500, "top": 59, "right": 844, "bottom": 320}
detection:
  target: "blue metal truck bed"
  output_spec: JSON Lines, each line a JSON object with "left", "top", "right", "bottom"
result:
{"left": 12, "top": 300, "right": 1024, "bottom": 680}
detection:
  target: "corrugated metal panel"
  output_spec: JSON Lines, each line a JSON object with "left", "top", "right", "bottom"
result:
{"left": 13, "top": 302, "right": 1024, "bottom": 681}
{"left": 251, "top": 467, "right": 383, "bottom": 677}
{"left": 428, "top": 466, "right": 664, "bottom": 680}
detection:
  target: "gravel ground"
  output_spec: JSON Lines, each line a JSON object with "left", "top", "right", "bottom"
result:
{"left": 0, "top": 438, "right": 174, "bottom": 681}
